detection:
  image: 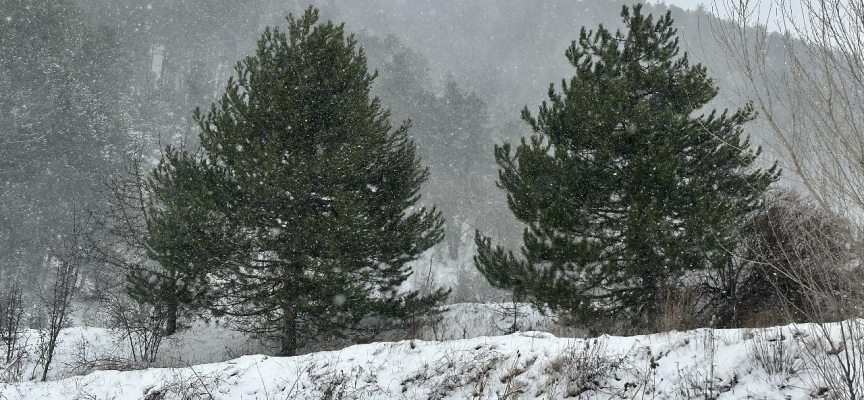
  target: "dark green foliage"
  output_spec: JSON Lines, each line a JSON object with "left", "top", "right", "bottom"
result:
{"left": 120, "top": 150, "right": 221, "bottom": 336}
{"left": 149, "top": 7, "right": 446, "bottom": 355}
{"left": 475, "top": 4, "right": 778, "bottom": 326}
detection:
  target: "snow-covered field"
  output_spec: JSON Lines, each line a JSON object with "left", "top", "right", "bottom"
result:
{"left": 2, "top": 303, "right": 861, "bottom": 399}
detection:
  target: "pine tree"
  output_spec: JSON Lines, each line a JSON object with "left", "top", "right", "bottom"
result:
{"left": 150, "top": 7, "right": 447, "bottom": 356}
{"left": 475, "top": 4, "right": 779, "bottom": 326}
{"left": 117, "top": 149, "right": 219, "bottom": 336}
{"left": 424, "top": 78, "right": 493, "bottom": 262}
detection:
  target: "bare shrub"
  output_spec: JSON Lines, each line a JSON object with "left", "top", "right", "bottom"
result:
{"left": 746, "top": 327, "right": 804, "bottom": 388}
{"left": 105, "top": 292, "right": 166, "bottom": 366}
{"left": 744, "top": 193, "right": 851, "bottom": 321}
{"left": 82, "top": 153, "right": 153, "bottom": 302}
{"left": 654, "top": 285, "right": 700, "bottom": 333}
{"left": 497, "top": 354, "right": 534, "bottom": 399}
{"left": 73, "top": 153, "right": 175, "bottom": 368}
{"left": 36, "top": 212, "right": 84, "bottom": 381}
{"left": 703, "top": 191, "right": 853, "bottom": 328}
{"left": 715, "top": 0, "right": 864, "bottom": 391}
{"left": 798, "top": 320, "right": 864, "bottom": 400}
{"left": 542, "top": 338, "right": 625, "bottom": 398}
{"left": 673, "top": 328, "right": 722, "bottom": 399}
{"left": 713, "top": 0, "right": 864, "bottom": 243}
{"left": 306, "top": 363, "right": 387, "bottom": 400}
{"left": 64, "top": 336, "right": 138, "bottom": 376}
{"left": 141, "top": 366, "right": 222, "bottom": 400}
{"left": 400, "top": 346, "right": 502, "bottom": 398}
{"left": 0, "top": 273, "right": 24, "bottom": 382}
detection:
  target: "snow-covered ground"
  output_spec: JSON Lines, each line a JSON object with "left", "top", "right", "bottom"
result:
{"left": 2, "top": 303, "right": 861, "bottom": 399}
{"left": 0, "top": 303, "right": 564, "bottom": 382}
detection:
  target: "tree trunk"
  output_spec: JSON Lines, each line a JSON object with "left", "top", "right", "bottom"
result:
{"left": 164, "top": 299, "right": 178, "bottom": 336}
{"left": 447, "top": 218, "right": 460, "bottom": 261}
{"left": 41, "top": 336, "right": 56, "bottom": 381}
{"left": 279, "top": 302, "right": 297, "bottom": 356}
{"left": 641, "top": 271, "right": 661, "bottom": 322}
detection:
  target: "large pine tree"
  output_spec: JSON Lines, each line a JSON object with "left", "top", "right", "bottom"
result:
{"left": 475, "top": 5, "right": 778, "bottom": 326}
{"left": 147, "top": 7, "right": 446, "bottom": 356}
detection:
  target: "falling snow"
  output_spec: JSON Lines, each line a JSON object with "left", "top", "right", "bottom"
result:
{"left": 0, "top": 0, "right": 853, "bottom": 398}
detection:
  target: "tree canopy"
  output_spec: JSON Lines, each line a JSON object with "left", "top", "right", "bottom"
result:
{"left": 144, "top": 7, "right": 447, "bottom": 355}
{"left": 475, "top": 4, "right": 779, "bottom": 326}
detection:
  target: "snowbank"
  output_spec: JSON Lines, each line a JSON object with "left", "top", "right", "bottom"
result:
{"left": 4, "top": 317, "right": 859, "bottom": 399}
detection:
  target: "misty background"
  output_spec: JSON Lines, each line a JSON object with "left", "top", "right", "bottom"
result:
{"left": 0, "top": 0, "right": 793, "bottom": 304}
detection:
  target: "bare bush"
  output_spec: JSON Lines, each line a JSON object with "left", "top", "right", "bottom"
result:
{"left": 713, "top": 2, "right": 864, "bottom": 390}
{"left": 307, "top": 363, "right": 387, "bottom": 400}
{"left": 714, "top": 0, "right": 864, "bottom": 231}
{"left": 36, "top": 211, "right": 84, "bottom": 381}
{"left": 713, "top": 0, "right": 864, "bottom": 314}
{"left": 542, "top": 338, "right": 626, "bottom": 398}
{"left": 81, "top": 152, "right": 177, "bottom": 366}
{"left": 746, "top": 327, "right": 804, "bottom": 387}
{"left": 0, "top": 273, "right": 24, "bottom": 381}
{"left": 671, "top": 328, "right": 744, "bottom": 399}
{"left": 497, "top": 354, "right": 534, "bottom": 399}
{"left": 86, "top": 151, "right": 191, "bottom": 338}
{"left": 82, "top": 153, "right": 153, "bottom": 301}
{"left": 749, "top": 193, "right": 851, "bottom": 318}
{"left": 654, "top": 285, "right": 700, "bottom": 333}
{"left": 104, "top": 292, "right": 166, "bottom": 367}
{"left": 797, "top": 320, "right": 864, "bottom": 400}
{"left": 698, "top": 190, "right": 855, "bottom": 329}
{"left": 64, "top": 337, "right": 138, "bottom": 376}
{"left": 399, "top": 345, "right": 502, "bottom": 398}
{"left": 141, "top": 366, "right": 222, "bottom": 400}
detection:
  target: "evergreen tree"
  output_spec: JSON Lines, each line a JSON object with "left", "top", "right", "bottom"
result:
{"left": 475, "top": 5, "right": 778, "bottom": 326}
{"left": 120, "top": 150, "right": 220, "bottom": 336}
{"left": 363, "top": 36, "right": 496, "bottom": 262}
{"left": 423, "top": 78, "right": 494, "bottom": 261}
{"left": 149, "top": 7, "right": 447, "bottom": 356}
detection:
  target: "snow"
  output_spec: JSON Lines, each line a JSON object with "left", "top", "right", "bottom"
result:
{"left": 1, "top": 304, "right": 860, "bottom": 399}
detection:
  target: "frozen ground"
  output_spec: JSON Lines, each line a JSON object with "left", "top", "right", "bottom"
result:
{"left": 1, "top": 303, "right": 860, "bottom": 399}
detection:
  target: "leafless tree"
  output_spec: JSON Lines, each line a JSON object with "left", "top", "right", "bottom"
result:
{"left": 103, "top": 290, "right": 166, "bottom": 366}
{"left": 712, "top": 0, "right": 864, "bottom": 312}
{"left": 83, "top": 149, "right": 173, "bottom": 364}
{"left": 0, "top": 271, "right": 24, "bottom": 382}
{"left": 37, "top": 209, "right": 83, "bottom": 381}
{"left": 83, "top": 151, "right": 154, "bottom": 300}
{"left": 713, "top": 0, "right": 864, "bottom": 236}
{"left": 714, "top": 1, "right": 864, "bottom": 395}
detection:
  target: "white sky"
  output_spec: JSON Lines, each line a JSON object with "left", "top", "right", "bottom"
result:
{"left": 667, "top": 0, "right": 805, "bottom": 32}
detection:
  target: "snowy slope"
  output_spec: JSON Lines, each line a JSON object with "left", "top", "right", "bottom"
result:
{"left": 0, "top": 303, "right": 565, "bottom": 382}
{"left": 4, "top": 317, "right": 860, "bottom": 399}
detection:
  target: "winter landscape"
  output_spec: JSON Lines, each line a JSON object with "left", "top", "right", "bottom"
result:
{"left": 4, "top": 0, "right": 864, "bottom": 398}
